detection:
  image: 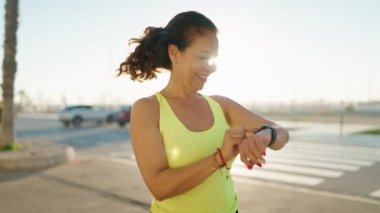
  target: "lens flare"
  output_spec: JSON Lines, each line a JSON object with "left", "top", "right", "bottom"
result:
{"left": 208, "top": 57, "right": 218, "bottom": 67}
{"left": 208, "top": 57, "right": 218, "bottom": 73}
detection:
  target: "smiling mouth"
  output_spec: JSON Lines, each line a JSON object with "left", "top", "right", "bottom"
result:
{"left": 198, "top": 74, "right": 208, "bottom": 82}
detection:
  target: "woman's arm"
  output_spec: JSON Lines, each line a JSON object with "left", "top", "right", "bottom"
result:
{"left": 130, "top": 97, "right": 243, "bottom": 201}
{"left": 211, "top": 95, "right": 289, "bottom": 167}
{"left": 211, "top": 95, "right": 289, "bottom": 150}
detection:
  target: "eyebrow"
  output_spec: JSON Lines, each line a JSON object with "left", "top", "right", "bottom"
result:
{"left": 199, "top": 50, "right": 218, "bottom": 57}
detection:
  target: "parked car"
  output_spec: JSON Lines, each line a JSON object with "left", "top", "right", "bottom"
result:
{"left": 113, "top": 105, "right": 131, "bottom": 127}
{"left": 58, "top": 105, "right": 114, "bottom": 127}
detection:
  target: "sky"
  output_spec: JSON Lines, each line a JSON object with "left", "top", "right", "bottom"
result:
{"left": 0, "top": 0, "right": 379, "bottom": 107}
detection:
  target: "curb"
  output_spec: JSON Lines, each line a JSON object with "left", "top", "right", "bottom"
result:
{"left": 17, "top": 113, "right": 58, "bottom": 120}
{"left": 0, "top": 141, "right": 75, "bottom": 170}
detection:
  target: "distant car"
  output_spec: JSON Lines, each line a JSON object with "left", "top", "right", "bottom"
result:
{"left": 113, "top": 105, "right": 131, "bottom": 127}
{"left": 58, "top": 105, "right": 114, "bottom": 127}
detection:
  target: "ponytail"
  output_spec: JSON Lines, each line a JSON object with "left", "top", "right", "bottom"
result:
{"left": 117, "top": 27, "right": 171, "bottom": 81}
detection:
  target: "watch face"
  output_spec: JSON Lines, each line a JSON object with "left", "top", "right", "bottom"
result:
{"left": 258, "top": 125, "right": 276, "bottom": 146}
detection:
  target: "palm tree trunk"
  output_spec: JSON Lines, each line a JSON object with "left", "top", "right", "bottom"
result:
{"left": 0, "top": 0, "right": 19, "bottom": 148}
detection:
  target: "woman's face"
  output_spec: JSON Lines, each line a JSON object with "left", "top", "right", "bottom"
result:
{"left": 173, "top": 31, "right": 219, "bottom": 91}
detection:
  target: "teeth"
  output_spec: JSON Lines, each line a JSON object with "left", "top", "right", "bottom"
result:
{"left": 198, "top": 73, "right": 208, "bottom": 81}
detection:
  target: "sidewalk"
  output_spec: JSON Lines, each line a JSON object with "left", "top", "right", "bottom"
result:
{"left": 1, "top": 154, "right": 380, "bottom": 213}
{"left": 0, "top": 156, "right": 151, "bottom": 213}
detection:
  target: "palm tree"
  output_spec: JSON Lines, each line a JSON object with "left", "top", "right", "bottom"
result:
{"left": 0, "top": 0, "right": 19, "bottom": 149}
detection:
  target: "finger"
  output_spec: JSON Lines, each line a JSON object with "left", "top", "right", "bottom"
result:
{"left": 239, "top": 151, "right": 253, "bottom": 169}
{"left": 239, "top": 141, "right": 254, "bottom": 167}
{"left": 231, "top": 138, "right": 243, "bottom": 147}
{"left": 228, "top": 127, "right": 246, "bottom": 133}
{"left": 245, "top": 148, "right": 260, "bottom": 166}
{"left": 242, "top": 139, "right": 260, "bottom": 165}
{"left": 244, "top": 127, "right": 258, "bottom": 133}
{"left": 253, "top": 134, "right": 267, "bottom": 155}
{"left": 247, "top": 136, "right": 261, "bottom": 158}
{"left": 226, "top": 128, "right": 245, "bottom": 136}
{"left": 231, "top": 127, "right": 246, "bottom": 135}
{"left": 245, "top": 129, "right": 255, "bottom": 138}
{"left": 247, "top": 137, "right": 265, "bottom": 166}
{"left": 229, "top": 129, "right": 247, "bottom": 139}
{"left": 259, "top": 158, "right": 266, "bottom": 165}
{"left": 233, "top": 145, "right": 240, "bottom": 156}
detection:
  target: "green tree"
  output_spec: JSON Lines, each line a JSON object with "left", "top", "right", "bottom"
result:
{"left": 0, "top": 0, "right": 19, "bottom": 149}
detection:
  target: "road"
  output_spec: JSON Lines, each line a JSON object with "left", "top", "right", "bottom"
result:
{"left": 15, "top": 115, "right": 380, "bottom": 208}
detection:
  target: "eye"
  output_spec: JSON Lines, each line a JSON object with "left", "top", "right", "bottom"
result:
{"left": 198, "top": 56, "right": 209, "bottom": 60}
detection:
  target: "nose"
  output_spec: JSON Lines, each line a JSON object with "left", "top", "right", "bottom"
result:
{"left": 207, "top": 58, "right": 217, "bottom": 73}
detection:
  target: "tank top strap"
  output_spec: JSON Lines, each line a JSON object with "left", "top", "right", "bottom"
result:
{"left": 201, "top": 94, "right": 228, "bottom": 125}
{"left": 154, "top": 92, "right": 178, "bottom": 130}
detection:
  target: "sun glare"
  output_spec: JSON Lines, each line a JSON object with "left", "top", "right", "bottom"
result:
{"left": 208, "top": 57, "right": 218, "bottom": 69}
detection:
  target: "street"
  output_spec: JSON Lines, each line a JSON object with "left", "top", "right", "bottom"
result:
{"left": 10, "top": 115, "right": 380, "bottom": 212}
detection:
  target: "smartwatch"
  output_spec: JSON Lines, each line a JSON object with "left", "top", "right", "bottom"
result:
{"left": 257, "top": 125, "right": 277, "bottom": 147}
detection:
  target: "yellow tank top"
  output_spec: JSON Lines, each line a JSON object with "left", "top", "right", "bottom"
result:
{"left": 151, "top": 92, "right": 238, "bottom": 213}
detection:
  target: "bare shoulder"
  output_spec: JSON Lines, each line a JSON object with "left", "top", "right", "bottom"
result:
{"left": 133, "top": 95, "right": 158, "bottom": 108}
{"left": 131, "top": 95, "right": 159, "bottom": 121}
{"left": 208, "top": 95, "right": 236, "bottom": 123}
{"left": 209, "top": 95, "right": 271, "bottom": 127}
{"left": 209, "top": 95, "right": 237, "bottom": 109}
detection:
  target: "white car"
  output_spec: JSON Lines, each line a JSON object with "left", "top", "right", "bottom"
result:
{"left": 58, "top": 105, "right": 114, "bottom": 127}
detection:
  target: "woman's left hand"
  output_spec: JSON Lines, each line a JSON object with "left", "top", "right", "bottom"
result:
{"left": 239, "top": 128, "right": 270, "bottom": 169}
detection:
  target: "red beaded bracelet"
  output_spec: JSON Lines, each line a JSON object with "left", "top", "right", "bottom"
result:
{"left": 216, "top": 148, "right": 226, "bottom": 167}
{"left": 216, "top": 148, "right": 230, "bottom": 179}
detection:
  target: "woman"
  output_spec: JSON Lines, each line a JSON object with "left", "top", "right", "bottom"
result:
{"left": 118, "top": 11, "right": 289, "bottom": 213}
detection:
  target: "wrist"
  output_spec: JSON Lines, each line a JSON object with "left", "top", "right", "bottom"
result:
{"left": 262, "top": 129, "right": 272, "bottom": 146}
{"left": 216, "top": 148, "right": 227, "bottom": 167}
{"left": 256, "top": 125, "right": 277, "bottom": 147}
{"left": 215, "top": 148, "right": 231, "bottom": 179}
{"left": 211, "top": 151, "right": 223, "bottom": 171}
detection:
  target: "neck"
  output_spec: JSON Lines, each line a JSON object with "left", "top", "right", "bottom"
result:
{"left": 161, "top": 75, "right": 199, "bottom": 100}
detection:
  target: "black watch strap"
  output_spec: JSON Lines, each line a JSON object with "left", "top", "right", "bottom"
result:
{"left": 256, "top": 125, "right": 277, "bottom": 147}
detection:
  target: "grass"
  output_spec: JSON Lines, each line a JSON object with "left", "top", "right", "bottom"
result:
{"left": 356, "top": 128, "right": 380, "bottom": 135}
{"left": 0, "top": 142, "right": 23, "bottom": 152}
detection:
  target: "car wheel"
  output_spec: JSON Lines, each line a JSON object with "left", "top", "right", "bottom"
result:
{"left": 118, "top": 121, "right": 126, "bottom": 127}
{"left": 63, "top": 121, "right": 70, "bottom": 128}
{"left": 106, "top": 115, "right": 114, "bottom": 123}
{"left": 72, "top": 116, "right": 82, "bottom": 127}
